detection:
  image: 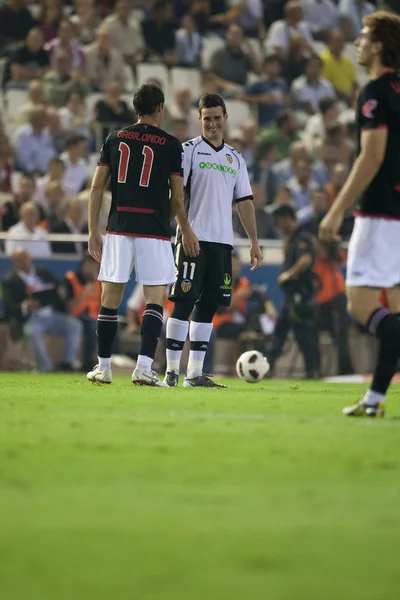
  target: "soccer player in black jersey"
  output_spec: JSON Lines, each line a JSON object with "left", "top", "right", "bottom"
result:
{"left": 319, "top": 11, "right": 400, "bottom": 417}
{"left": 87, "top": 83, "right": 199, "bottom": 385}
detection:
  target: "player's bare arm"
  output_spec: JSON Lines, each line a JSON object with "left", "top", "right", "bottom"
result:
{"left": 236, "top": 199, "right": 263, "bottom": 270}
{"left": 319, "top": 128, "right": 387, "bottom": 243}
{"left": 88, "top": 164, "right": 110, "bottom": 262}
{"left": 169, "top": 174, "right": 200, "bottom": 258}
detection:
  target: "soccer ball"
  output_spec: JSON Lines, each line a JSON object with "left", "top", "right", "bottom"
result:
{"left": 236, "top": 350, "right": 270, "bottom": 383}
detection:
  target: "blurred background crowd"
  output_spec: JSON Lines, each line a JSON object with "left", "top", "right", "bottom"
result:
{"left": 0, "top": 0, "right": 397, "bottom": 376}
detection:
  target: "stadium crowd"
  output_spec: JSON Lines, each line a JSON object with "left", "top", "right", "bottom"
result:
{"left": 0, "top": 0, "right": 397, "bottom": 375}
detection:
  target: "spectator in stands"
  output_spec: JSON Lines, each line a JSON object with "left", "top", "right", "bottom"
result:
{"left": 5, "top": 201, "right": 51, "bottom": 257}
{"left": 261, "top": 109, "right": 299, "bottom": 160}
{"left": 314, "top": 239, "right": 354, "bottom": 375}
{"left": 0, "top": 0, "right": 35, "bottom": 54}
{"left": 302, "top": 97, "right": 340, "bottom": 153}
{"left": 57, "top": 91, "right": 90, "bottom": 139}
{"left": 321, "top": 29, "right": 358, "bottom": 103}
{"left": 34, "top": 156, "right": 73, "bottom": 207}
{"left": 103, "top": 0, "right": 145, "bottom": 69}
{"left": 41, "top": 180, "right": 67, "bottom": 229}
{"left": 280, "top": 32, "right": 309, "bottom": 85}
{"left": 238, "top": 54, "right": 288, "bottom": 127}
{"left": 339, "top": 0, "right": 374, "bottom": 41}
{"left": 169, "top": 86, "right": 201, "bottom": 139}
{"left": 1, "top": 248, "right": 82, "bottom": 372}
{"left": 186, "top": 0, "right": 213, "bottom": 35}
{"left": 266, "top": 0, "right": 314, "bottom": 62}
{"left": 43, "top": 49, "right": 89, "bottom": 108}
{"left": 272, "top": 184, "right": 294, "bottom": 207}
{"left": 0, "top": 132, "right": 13, "bottom": 193}
{"left": 47, "top": 107, "right": 69, "bottom": 154}
{"left": 313, "top": 140, "right": 340, "bottom": 186}
{"left": 251, "top": 139, "right": 279, "bottom": 203}
{"left": 234, "top": 0, "right": 266, "bottom": 39}
{"left": 13, "top": 106, "right": 57, "bottom": 175}
{"left": 297, "top": 186, "right": 329, "bottom": 229}
{"left": 168, "top": 118, "right": 190, "bottom": 144}
{"left": 240, "top": 120, "right": 260, "bottom": 167}
{"left": 302, "top": 0, "right": 339, "bottom": 41}
{"left": 70, "top": 0, "right": 100, "bottom": 46}
{"left": 142, "top": 0, "right": 177, "bottom": 66}
{"left": 286, "top": 157, "right": 319, "bottom": 211}
{"left": 233, "top": 183, "right": 279, "bottom": 240}
{"left": 63, "top": 253, "right": 101, "bottom": 372}
{"left": 86, "top": 27, "right": 125, "bottom": 91}
{"left": 92, "top": 81, "right": 134, "bottom": 145}
{"left": 270, "top": 140, "right": 310, "bottom": 192}
{"left": 325, "top": 162, "right": 348, "bottom": 207}
{"left": 12, "top": 79, "right": 47, "bottom": 130}
{"left": 1, "top": 174, "right": 36, "bottom": 231}
{"left": 60, "top": 134, "right": 88, "bottom": 194}
{"left": 324, "top": 121, "right": 355, "bottom": 166}
{"left": 50, "top": 197, "right": 87, "bottom": 254}
{"left": 290, "top": 55, "right": 336, "bottom": 115}
{"left": 4, "top": 28, "right": 50, "bottom": 89}
{"left": 37, "top": 0, "right": 63, "bottom": 44}
{"left": 209, "top": 23, "right": 261, "bottom": 94}
{"left": 175, "top": 13, "right": 202, "bottom": 67}
{"left": 45, "top": 19, "right": 87, "bottom": 72}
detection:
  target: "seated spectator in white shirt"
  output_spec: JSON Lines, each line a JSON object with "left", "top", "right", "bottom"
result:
{"left": 86, "top": 27, "right": 126, "bottom": 91}
{"left": 12, "top": 79, "right": 48, "bottom": 131}
{"left": 13, "top": 106, "right": 57, "bottom": 176}
{"left": 302, "top": 97, "right": 340, "bottom": 152}
{"left": 290, "top": 54, "right": 336, "bottom": 115}
{"left": 57, "top": 91, "right": 90, "bottom": 139}
{"left": 301, "top": 0, "right": 339, "bottom": 41}
{"left": 169, "top": 86, "right": 201, "bottom": 139}
{"left": 175, "top": 13, "right": 202, "bottom": 67}
{"left": 34, "top": 157, "right": 74, "bottom": 208}
{"left": 61, "top": 135, "right": 89, "bottom": 194}
{"left": 70, "top": 0, "right": 100, "bottom": 45}
{"left": 45, "top": 19, "right": 87, "bottom": 72}
{"left": 266, "top": 0, "right": 314, "bottom": 62}
{"left": 339, "top": 0, "right": 374, "bottom": 41}
{"left": 50, "top": 197, "right": 88, "bottom": 254}
{"left": 6, "top": 202, "right": 51, "bottom": 257}
{"left": 103, "top": 0, "right": 145, "bottom": 68}
{"left": 286, "top": 157, "right": 319, "bottom": 210}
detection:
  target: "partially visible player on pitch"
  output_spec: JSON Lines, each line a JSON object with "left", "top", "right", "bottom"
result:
{"left": 87, "top": 83, "right": 199, "bottom": 386}
{"left": 319, "top": 11, "right": 400, "bottom": 417}
{"left": 164, "top": 93, "right": 263, "bottom": 388}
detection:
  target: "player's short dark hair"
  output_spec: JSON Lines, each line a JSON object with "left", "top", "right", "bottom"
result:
{"left": 273, "top": 204, "right": 297, "bottom": 221}
{"left": 319, "top": 97, "right": 337, "bottom": 115}
{"left": 65, "top": 134, "right": 87, "bottom": 149}
{"left": 133, "top": 83, "right": 165, "bottom": 117}
{"left": 198, "top": 93, "right": 227, "bottom": 116}
{"left": 363, "top": 10, "right": 400, "bottom": 70}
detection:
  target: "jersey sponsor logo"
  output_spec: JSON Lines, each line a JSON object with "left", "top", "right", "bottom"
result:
{"left": 198, "top": 152, "right": 211, "bottom": 156}
{"left": 362, "top": 99, "right": 377, "bottom": 119}
{"left": 226, "top": 153, "right": 233, "bottom": 164}
{"left": 181, "top": 279, "right": 192, "bottom": 293}
{"left": 199, "top": 161, "right": 236, "bottom": 176}
{"left": 220, "top": 273, "right": 232, "bottom": 290}
{"left": 117, "top": 130, "right": 167, "bottom": 145}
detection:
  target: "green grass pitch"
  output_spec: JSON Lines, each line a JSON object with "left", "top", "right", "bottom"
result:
{"left": 1, "top": 373, "right": 400, "bottom": 600}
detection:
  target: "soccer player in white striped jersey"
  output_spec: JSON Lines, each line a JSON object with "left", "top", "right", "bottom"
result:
{"left": 164, "top": 93, "right": 263, "bottom": 388}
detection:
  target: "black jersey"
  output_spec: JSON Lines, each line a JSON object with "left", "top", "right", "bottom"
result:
{"left": 356, "top": 71, "right": 400, "bottom": 219}
{"left": 98, "top": 123, "right": 183, "bottom": 240}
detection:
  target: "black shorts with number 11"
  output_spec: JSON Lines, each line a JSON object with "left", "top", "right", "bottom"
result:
{"left": 169, "top": 241, "right": 233, "bottom": 306}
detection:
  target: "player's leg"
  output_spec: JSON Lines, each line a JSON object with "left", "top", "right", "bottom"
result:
{"left": 183, "top": 243, "right": 230, "bottom": 388}
{"left": 88, "top": 234, "right": 134, "bottom": 383}
{"left": 165, "top": 242, "right": 204, "bottom": 385}
{"left": 131, "top": 237, "right": 176, "bottom": 386}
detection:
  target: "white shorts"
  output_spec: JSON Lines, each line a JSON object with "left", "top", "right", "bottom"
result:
{"left": 98, "top": 233, "right": 175, "bottom": 285}
{"left": 346, "top": 216, "right": 400, "bottom": 288}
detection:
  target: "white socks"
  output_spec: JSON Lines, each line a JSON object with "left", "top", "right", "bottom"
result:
{"left": 186, "top": 321, "right": 213, "bottom": 379}
{"left": 166, "top": 318, "right": 189, "bottom": 373}
{"left": 136, "top": 355, "right": 153, "bottom": 373}
{"left": 98, "top": 357, "right": 111, "bottom": 371}
{"left": 363, "top": 390, "right": 385, "bottom": 406}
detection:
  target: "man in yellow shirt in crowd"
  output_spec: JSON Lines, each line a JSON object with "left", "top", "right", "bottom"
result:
{"left": 321, "top": 29, "right": 357, "bottom": 103}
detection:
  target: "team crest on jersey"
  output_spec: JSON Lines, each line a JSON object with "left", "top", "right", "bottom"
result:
{"left": 181, "top": 279, "right": 192, "bottom": 293}
{"left": 226, "top": 153, "right": 233, "bottom": 164}
{"left": 362, "top": 99, "right": 377, "bottom": 118}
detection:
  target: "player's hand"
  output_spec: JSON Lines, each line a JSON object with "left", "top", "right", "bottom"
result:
{"left": 88, "top": 231, "right": 103, "bottom": 263}
{"left": 182, "top": 229, "right": 200, "bottom": 258}
{"left": 278, "top": 271, "right": 291, "bottom": 286}
{"left": 250, "top": 243, "right": 263, "bottom": 271}
{"left": 318, "top": 210, "right": 343, "bottom": 244}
